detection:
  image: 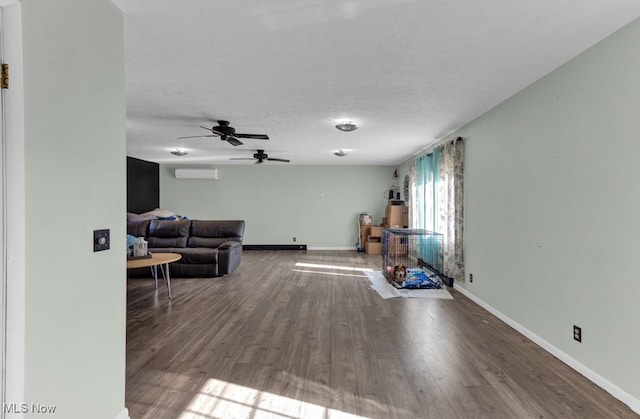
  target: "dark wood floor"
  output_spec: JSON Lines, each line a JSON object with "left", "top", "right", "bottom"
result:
{"left": 126, "top": 250, "right": 638, "bottom": 419}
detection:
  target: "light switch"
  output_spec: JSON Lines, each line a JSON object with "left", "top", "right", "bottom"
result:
{"left": 94, "top": 229, "right": 110, "bottom": 252}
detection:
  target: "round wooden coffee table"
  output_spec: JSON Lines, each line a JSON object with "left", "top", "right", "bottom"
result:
{"left": 127, "top": 252, "right": 182, "bottom": 299}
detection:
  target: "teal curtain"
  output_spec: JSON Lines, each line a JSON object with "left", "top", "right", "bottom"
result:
{"left": 415, "top": 148, "right": 440, "bottom": 231}
{"left": 411, "top": 138, "right": 465, "bottom": 281}
{"left": 438, "top": 138, "right": 465, "bottom": 282}
{"left": 414, "top": 148, "right": 441, "bottom": 272}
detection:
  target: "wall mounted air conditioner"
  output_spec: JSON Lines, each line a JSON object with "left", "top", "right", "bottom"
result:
{"left": 174, "top": 168, "right": 218, "bottom": 180}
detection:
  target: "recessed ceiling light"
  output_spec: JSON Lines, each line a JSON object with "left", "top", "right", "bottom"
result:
{"left": 335, "top": 121, "right": 358, "bottom": 132}
{"left": 170, "top": 149, "right": 188, "bottom": 156}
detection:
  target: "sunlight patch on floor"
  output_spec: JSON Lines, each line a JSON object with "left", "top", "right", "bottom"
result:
{"left": 179, "top": 378, "right": 370, "bottom": 419}
{"left": 294, "top": 262, "right": 374, "bottom": 272}
{"left": 292, "top": 269, "right": 368, "bottom": 278}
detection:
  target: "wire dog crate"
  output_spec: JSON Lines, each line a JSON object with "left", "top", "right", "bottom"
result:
{"left": 382, "top": 228, "right": 450, "bottom": 288}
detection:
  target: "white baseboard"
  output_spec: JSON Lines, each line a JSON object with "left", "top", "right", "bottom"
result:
{"left": 114, "top": 407, "right": 130, "bottom": 419}
{"left": 453, "top": 284, "right": 640, "bottom": 415}
{"left": 307, "top": 246, "right": 357, "bottom": 251}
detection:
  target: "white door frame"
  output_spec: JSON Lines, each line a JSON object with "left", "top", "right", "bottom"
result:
{"left": 0, "top": 1, "right": 25, "bottom": 417}
{"left": 0, "top": 7, "right": 5, "bottom": 414}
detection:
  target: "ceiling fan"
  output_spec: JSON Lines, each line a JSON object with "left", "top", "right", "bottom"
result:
{"left": 230, "top": 150, "right": 291, "bottom": 164}
{"left": 178, "top": 120, "right": 269, "bottom": 146}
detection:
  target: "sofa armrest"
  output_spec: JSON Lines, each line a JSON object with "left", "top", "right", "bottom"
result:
{"left": 217, "top": 240, "right": 243, "bottom": 274}
{"left": 218, "top": 240, "right": 242, "bottom": 250}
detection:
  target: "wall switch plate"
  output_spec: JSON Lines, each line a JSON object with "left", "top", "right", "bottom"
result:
{"left": 573, "top": 325, "right": 582, "bottom": 342}
{"left": 94, "top": 229, "right": 110, "bottom": 252}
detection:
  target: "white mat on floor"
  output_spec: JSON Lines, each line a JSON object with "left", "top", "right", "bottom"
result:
{"left": 364, "top": 271, "right": 453, "bottom": 300}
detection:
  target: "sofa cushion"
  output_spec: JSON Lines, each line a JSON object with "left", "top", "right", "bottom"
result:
{"left": 171, "top": 247, "right": 219, "bottom": 264}
{"left": 148, "top": 220, "right": 191, "bottom": 248}
{"left": 188, "top": 220, "right": 245, "bottom": 248}
{"left": 127, "top": 220, "right": 150, "bottom": 237}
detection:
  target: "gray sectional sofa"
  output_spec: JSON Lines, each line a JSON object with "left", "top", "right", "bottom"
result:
{"left": 127, "top": 219, "right": 245, "bottom": 277}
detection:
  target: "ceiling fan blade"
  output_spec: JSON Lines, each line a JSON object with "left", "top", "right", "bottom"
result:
{"left": 267, "top": 158, "right": 291, "bottom": 163}
{"left": 177, "top": 135, "right": 216, "bottom": 139}
{"left": 200, "top": 126, "right": 221, "bottom": 136}
{"left": 226, "top": 136, "right": 244, "bottom": 146}
{"left": 235, "top": 133, "right": 269, "bottom": 140}
{"left": 230, "top": 158, "right": 256, "bottom": 161}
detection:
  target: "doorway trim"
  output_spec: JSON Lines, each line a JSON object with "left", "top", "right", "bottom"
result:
{"left": 0, "top": 1, "right": 25, "bottom": 416}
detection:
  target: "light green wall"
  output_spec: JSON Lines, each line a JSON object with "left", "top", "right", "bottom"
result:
{"left": 456, "top": 19, "right": 640, "bottom": 403}
{"left": 160, "top": 165, "right": 395, "bottom": 248}
{"left": 22, "top": 1, "right": 126, "bottom": 418}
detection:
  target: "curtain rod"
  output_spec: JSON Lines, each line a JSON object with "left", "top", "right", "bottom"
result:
{"left": 411, "top": 136, "right": 462, "bottom": 159}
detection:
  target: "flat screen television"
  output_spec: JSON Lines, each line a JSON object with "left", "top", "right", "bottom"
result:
{"left": 127, "top": 156, "right": 159, "bottom": 214}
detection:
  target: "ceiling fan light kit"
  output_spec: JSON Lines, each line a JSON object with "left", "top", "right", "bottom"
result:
{"left": 335, "top": 121, "right": 358, "bottom": 132}
{"left": 174, "top": 168, "right": 218, "bottom": 180}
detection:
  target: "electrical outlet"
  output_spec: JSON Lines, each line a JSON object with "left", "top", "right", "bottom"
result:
{"left": 469, "top": 273, "right": 473, "bottom": 283}
{"left": 293, "top": 237, "right": 297, "bottom": 242}
{"left": 573, "top": 325, "right": 582, "bottom": 342}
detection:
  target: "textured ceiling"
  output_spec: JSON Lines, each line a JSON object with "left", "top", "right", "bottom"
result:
{"left": 115, "top": 1, "right": 640, "bottom": 166}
